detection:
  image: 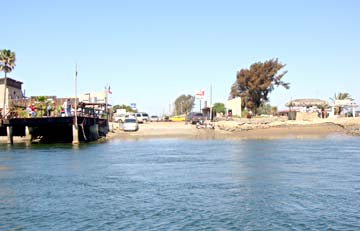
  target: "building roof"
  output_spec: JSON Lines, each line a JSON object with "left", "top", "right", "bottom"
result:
{"left": 331, "top": 99, "right": 358, "bottom": 107}
{"left": 285, "top": 98, "right": 329, "bottom": 107}
{"left": 0, "top": 77, "right": 23, "bottom": 85}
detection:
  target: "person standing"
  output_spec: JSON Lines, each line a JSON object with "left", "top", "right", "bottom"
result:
{"left": 63, "top": 99, "right": 70, "bottom": 116}
{"left": 67, "top": 99, "right": 71, "bottom": 116}
{"left": 30, "top": 104, "right": 36, "bottom": 118}
{"left": 80, "top": 102, "right": 86, "bottom": 116}
{"left": 46, "top": 103, "right": 52, "bottom": 117}
{"left": 26, "top": 105, "right": 32, "bottom": 117}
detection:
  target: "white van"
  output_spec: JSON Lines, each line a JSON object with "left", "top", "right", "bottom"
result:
{"left": 136, "top": 112, "right": 149, "bottom": 123}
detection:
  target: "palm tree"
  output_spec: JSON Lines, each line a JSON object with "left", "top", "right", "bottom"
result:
{"left": 330, "top": 92, "right": 353, "bottom": 115}
{"left": 330, "top": 92, "right": 352, "bottom": 101}
{"left": 0, "top": 49, "right": 16, "bottom": 117}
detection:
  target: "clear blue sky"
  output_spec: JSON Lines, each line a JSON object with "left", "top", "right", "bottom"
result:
{"left": 2, "top": 0, "right": 360, "bottom": 115}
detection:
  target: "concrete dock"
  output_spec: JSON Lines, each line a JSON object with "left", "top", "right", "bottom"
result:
{"left": 0, "top": 116, "right": 109, "bottom": 144}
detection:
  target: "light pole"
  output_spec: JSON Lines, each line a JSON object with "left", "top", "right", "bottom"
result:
{"left": 72, "top": 64, "right": 79, "bottom": 145}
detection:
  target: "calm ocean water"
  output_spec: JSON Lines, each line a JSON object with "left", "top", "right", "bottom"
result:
{"left": 1, "top": 136, "right": 360, "bottom": 230}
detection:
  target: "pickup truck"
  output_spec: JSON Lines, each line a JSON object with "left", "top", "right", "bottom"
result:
{"left": 186, "top": 112, "right": 206, "bottom": 124}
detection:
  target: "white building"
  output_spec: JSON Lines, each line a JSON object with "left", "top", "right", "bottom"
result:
{"left": 78, "top": 91, "right": 107, "bottom": 104}
{"left": 226, "top": 97, "right": 242, "bottom": 117}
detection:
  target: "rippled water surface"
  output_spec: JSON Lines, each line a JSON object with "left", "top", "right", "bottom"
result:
{"left": 1, "top": 136, "right": 360, "bottom": 230}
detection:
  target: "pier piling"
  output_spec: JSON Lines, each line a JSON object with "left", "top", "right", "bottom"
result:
{"left": 72, "top": 124, "right": 79, "bottom": 145}
{"left": 25, "top": 126, "right": 32, "bottom": 142}
{"left": 7, "top": 126, "right": 13, "bottom": 144}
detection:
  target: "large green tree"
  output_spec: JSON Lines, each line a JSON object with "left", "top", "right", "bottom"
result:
{"left": 257, "top": 103, "right": 278, "bottom": 115}
{"left": 174, "top": 94, "right": 195, "bottom": 115}
{"left": 212, "top": 102, "right": 225, "bottom": 114}
{"left": 112, "top": 104, "right": 137, "bottom": 113}
{"left": 0, "top": 49, "right": 16, "bottom": 116}
{"left": 230, "top": 58, "right": 289, "bottom": 114}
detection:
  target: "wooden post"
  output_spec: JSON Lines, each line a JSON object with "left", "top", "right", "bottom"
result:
{"left": 6, "top": 126, "right": 13, "bottom": 144}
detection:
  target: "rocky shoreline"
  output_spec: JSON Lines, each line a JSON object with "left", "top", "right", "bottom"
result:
{"left": 215, "top": 117, "right": 360, "bottom": 135}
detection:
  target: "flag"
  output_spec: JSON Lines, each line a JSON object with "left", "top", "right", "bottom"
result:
{"left": 108, "top": 86, "right": 112, "bottom": 94}
{"left": 195, "top": 90, "right": 205, "bottom": 99}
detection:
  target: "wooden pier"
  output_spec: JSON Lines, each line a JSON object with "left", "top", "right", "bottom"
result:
{"left": 0, "top": 116, "right": 109, "bottom": 144}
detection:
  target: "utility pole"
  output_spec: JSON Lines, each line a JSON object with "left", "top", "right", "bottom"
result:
{"left": 74, "top": 64, "right": 78, "bottom": 125}
{"left": 72, "top": 64, "right": 79, "bottom": 145}
{"left": 105, "top": 84, "right": 108, "bottom": 114}
{"left": 210, "top": 84, "right": 213, "bottom": 121}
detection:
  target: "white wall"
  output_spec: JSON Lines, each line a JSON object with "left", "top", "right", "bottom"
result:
{"left": 79, "top": 91, "right": 106, "bottom": 103}
{"left": 0, "top": 85, "right": 24, "bottom": 109}
{"left": 226, "top": 97, "right": 242, "bottom": 117}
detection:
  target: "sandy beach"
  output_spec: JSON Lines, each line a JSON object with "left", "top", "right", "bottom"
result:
{"left": 1, "top": 117, "right": 358, "bottom": 144}
{"left": 107, "top": 117, "right": 360, "bottom": 141}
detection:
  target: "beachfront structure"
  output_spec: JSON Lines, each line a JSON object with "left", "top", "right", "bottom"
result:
{"left": 0, "top": 77, "right": 24, "bottom": 112}
{"left": 226, "top": 97, "right": 242, "bottom": 117}
{"left": 285, "top": 98, "right": 329, "bottom": 120}
{"left": 329, "top": 99, "right": 358, "bottom": 118}
{"left": 285, "top": 98, "right": 358, "bottom": 118}
{"left": 286, "top": 98, "right": 329, "bottom": 112}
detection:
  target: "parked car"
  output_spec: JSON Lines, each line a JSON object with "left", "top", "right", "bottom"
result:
{"left": 150, "top": 115, "right": 159, "bottom": 122}
{"left": 161, "top": 115, "right": 170, "bottom": 121}
{"left": 186, "top": 112, "right": 206, "bottom": 124}
{"left": 170, "top": 115, "right": 186, "bottom": 122}
{"left": 125, "top": 113, "right": 136, "bottom": 119}
{"left": 136, "top": 112, "right": 149, "bottom": 123}
{"left": 123, "top": 118, "right": 139, "bottom": 131}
